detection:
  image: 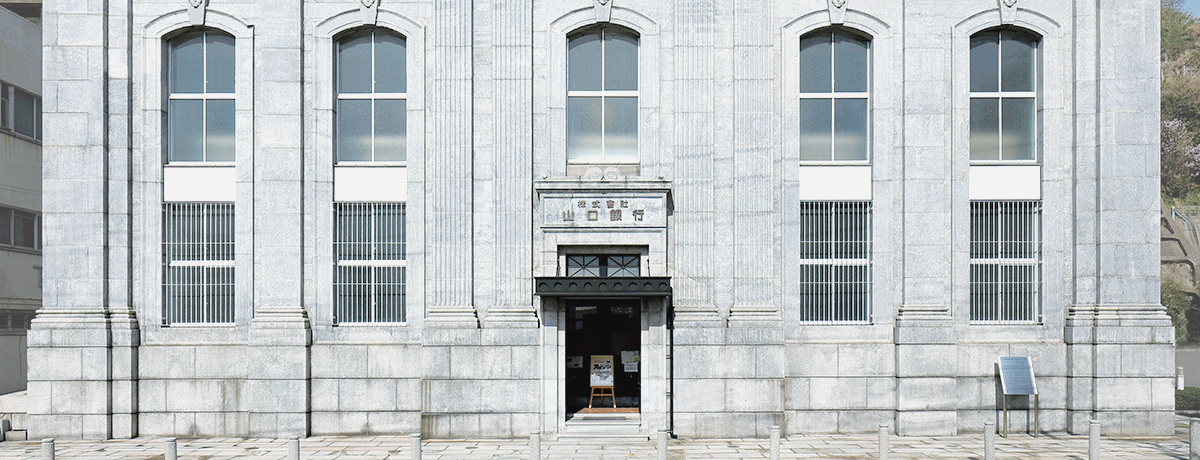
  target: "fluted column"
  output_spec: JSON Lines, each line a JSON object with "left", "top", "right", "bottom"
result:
{"left": 427, "top": 0, "right": 478, "bottom": 326}
{"left": 483, "top": 0, "right": 537, "bottom": 326}
{"left": 672, "top": 0, "right": 722, "bottom": 325}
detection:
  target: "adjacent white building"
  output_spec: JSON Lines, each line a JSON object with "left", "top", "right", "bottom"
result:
{"left": 0, "top": 4, "right": 41, "bottom": 397}
{"left": 29, "top": 0, "right": 1172, "bottom": 440}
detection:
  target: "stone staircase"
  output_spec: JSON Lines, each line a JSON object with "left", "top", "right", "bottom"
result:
{"left": 0, "top": 390, "right": 27, "bottom": 441}
{"left": 558, "top": 412, "right": 648, "bottom": 441}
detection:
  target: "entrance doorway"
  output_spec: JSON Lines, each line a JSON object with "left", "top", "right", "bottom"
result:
{"left": 565, "top": 300, "right": 641, "bottom": 416}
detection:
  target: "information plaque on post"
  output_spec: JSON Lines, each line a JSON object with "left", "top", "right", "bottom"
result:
{"left": 997, "top": 356, "right": 1038, "bottom": 437}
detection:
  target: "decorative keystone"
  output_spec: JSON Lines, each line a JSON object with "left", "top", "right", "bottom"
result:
{"left": 827, "top": 0, "right": 847, "bottom": 25}
{"left": 187, "top": 0, "right": 209, "bottom": 26}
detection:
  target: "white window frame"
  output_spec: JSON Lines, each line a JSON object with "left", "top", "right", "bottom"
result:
{"left": 969, "top": 200, "right": 1041, "bottom": 324}
{"left": 795, "top": 200, "right": 872, "bottom": 324}
{"left": 165, "top": 29, "right": 236, "bottom": 165}
{"left": 334, "top": 27, "right": 408, "bottom": 165}
{"left": 968, "top": 29, "right": 1040, "bottom": 164}
{"left": 797, "top": 29, "right": 872, "bottom": 164}
{"left": 566, "top": 25, "right": 640, "bottom": 165}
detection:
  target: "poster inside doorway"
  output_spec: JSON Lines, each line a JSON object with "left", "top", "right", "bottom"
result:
{"left": 590, "top": 355, "right": 614, "bottom": 386}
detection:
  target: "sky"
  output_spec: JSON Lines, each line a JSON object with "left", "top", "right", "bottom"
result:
{"left": 1187, "top": 0, "right": 1200, "bottom": 17}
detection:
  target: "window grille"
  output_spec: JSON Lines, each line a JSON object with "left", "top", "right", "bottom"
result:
{"left": 334, "top": 202, "right": 406, "bottom": 324}
{"left": 798, "top": 29, "right": 870, "bottom": 162}
{"left": 162, "top": 202, "right": 235, "bottom": 324}
{"left": 796, "top": 201, "right": 872, "bottom": 323}
{"left": 567, "top": 25, "right": 639, "bottom": 164}
{"left": 970, "top": 200, "right": 1041, "bottom": 323}
{"left": 335, "top": 28, "right": 407, "bottom": 163}
{"left": 565, "top": 255, "right": 640, "bottom": 277}
{"left": 969, "top": 29, "right": 1039, "bottom": 161}
{"left": 167, "top": 30, "right": 236, "bottom": 162}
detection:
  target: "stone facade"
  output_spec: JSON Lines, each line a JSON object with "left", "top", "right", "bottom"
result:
{"left": 30, "top": 0, "right": 1171, "bottom": 440}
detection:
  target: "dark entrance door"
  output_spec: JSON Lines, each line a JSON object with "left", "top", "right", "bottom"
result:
{"left": 566, "top": 300, "right": 641, "bottom": 414}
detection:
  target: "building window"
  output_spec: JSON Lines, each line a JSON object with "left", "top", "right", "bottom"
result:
{"left": 334, "top": 202, "right": 406, "bottom": 323}
{"left": 1, "top": 84, "right": 8, "bottom": 131}
{"left": 567, "top": 25, "right": 638, "bottom": 164}
{"left": 0, "top": 206, "right": 39, "bottom": 251}
{"left": 167, "top": 29, "right": 235, "bottom": 163}
{"left": 970, "top": 200, "right": 1041, "bottom": 323}
{"left": 162, "top": 202, "right": 235, "bottom": 324}
{"left": 796, "top": 201, "right": 871, "bottom": 323}
{"left": 0, "top": 82, "right": 41, "bottom": 141}
{"left": 799, "top": 29, "right": 870, "bottom": 162}
{"left": 336, "top": 28, "right": 406, "bottom": 163}
{"left": 565, "top": 255, "right": 640, "bottom": 277}
{"left": 970, "top": 29, "right": 1038, "bottom": 161}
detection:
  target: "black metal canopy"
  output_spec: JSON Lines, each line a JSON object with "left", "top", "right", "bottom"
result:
{"left": 534, "top": 277, "right": 672, "bottom": 298}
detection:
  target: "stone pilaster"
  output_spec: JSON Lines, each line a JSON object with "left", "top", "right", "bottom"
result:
{"left": 246, "top": 0, "right": 310, "bottom": 437}
{"left": 1063, "top": 0, "right": 1174, "bottom": 436}
{"left": 896, "top": 2, "right": 957, "bottom": 435}
{"left": 482, "top": 0, "right": 537, "bottom": 328}
{"left": 671, "top": 0, "right": 722, "bottom": 327}
{"left": 427, "top": 0, "right": 479, "bottom": 327}
{"left": 728, "top": 0, "right": 780, "bottom": 327}
{"left": 28, "top": 0, "right": 140, "bottom": 440}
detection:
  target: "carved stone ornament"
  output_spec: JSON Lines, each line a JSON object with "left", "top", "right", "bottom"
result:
{"left": 826, "top": 0, "right": 847, "bottom": 25}
{"left": 594, "top": 0, "right": 612, "bottom": 23}
{"left": 360, "top": 0, "right": 380, "bottom": 26}
{"left": 186, "top": 0, "right": 209, "bottom": 26}
{"left": 999, "top": 0, "right": 1017, "bottom": 24}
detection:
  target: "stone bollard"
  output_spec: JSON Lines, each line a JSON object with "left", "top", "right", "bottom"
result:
{"left": 657, "top": 429, "right": 668, "bottom": 460}
{"left": 878, "top": 424, "right": 889, "bottom": 460}
{"left": 529, "top": 431, "right": 541, "bottom": 460}
{"left": 769, "top": 425, "right": 781, "bottom": 460}
{"left": 410, "top": 432, "right": 422, "bottom": 460}
{"left": 1089, "top": 419, "right": 1100, "bottom": 460}
{"left": 984, "top": 422, "right": 995, "bottom": 460}
{"left": 1191, "top": 419, "right": 1199, "bottom": 460}
{"left": 288, "top": 435, "right": 300, "bottom": 460}
{"left": 165, "top": 437, "right": 178, "bottom": 460}
{"left": 1181, "top": 367, "right": 1188, "bottom": 391}
{"left": 41, "top": 438, "right": 54, "bottom": 460}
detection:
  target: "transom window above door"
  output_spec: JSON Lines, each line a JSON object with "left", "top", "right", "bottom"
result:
{"left": 566, "top": 255, "right": 640, "bottom": 277}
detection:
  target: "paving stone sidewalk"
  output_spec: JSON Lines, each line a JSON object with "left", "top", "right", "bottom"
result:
{"left": 0, "top": 417, "right": 1191, "bottom": 459}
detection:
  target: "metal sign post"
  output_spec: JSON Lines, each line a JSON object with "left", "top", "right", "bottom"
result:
{"left": 997, "top": 356, "right": 1038, "bottom": 437}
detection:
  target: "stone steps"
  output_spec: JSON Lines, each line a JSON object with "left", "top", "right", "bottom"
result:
{"left": 559, "top": 412, "right": 648, "bottom": 440}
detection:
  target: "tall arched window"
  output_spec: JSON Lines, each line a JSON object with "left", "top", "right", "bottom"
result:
{"left": 793, "top": 28, "right": 873, "bottom": 323}
{"left": 798, "top": 29, "right": 869, "bottom": 162}
{"left": 968, "top": 28, "right": 1041, "bottom": 324}
{"left": 969, "top": 29, "right": 1038, "bottom": 161}
{"left": 567, "top": 25, "right": 638, "bottom": 164}
{"left": 336, "top": 28, "right": 407, "bottom": 162}
{"left": 163, "top": 29, "right": 236, "bottom": 325}
{"left": 167, "top": 29, "right": 235, "bottom": 162}
{"left": 333, "top": 27, "right": 408, "bottom": 324}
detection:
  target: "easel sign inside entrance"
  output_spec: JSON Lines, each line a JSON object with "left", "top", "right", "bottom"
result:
{"left": 590, "top": 355, "right": 614, "bottom": 387}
